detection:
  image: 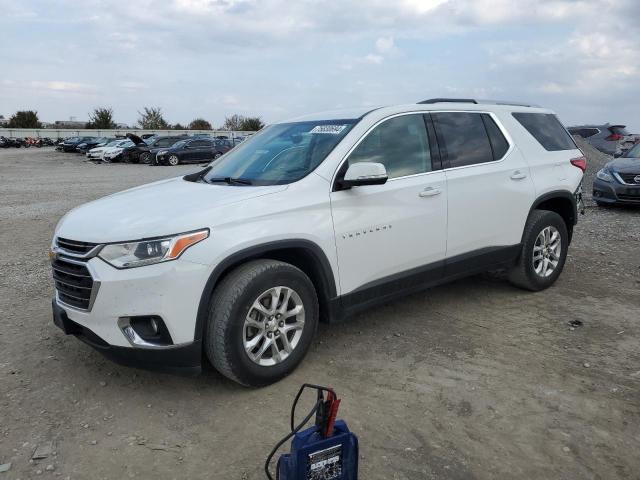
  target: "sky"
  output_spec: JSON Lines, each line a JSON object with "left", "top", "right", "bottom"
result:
{"left": 1, "top": 0, "right": 638, "bottom": 130}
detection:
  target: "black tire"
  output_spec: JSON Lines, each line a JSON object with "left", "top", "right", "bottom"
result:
{"left": 213, "top": 152, "right": 222, "bottom": 159}
{"left": 508, "top": 210, "right": 569, "bottom": 291}
{"left": 205, "top": 259, "right": 319, "bottom": 387}
{"left": 168, "top": 154, "right": 180, "bottom": 166}
{"left": 140, "top": 152, "right": 151, "bottom": 164}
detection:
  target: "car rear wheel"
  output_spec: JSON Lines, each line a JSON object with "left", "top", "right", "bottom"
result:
{"left": 204, "top": 259, "right": 318, "bottom": 387}
{"left": 140, "top": 152, "right": 151, "bottom": 164}
{"left": 508, "top": 210, "right": 568, "bottom": 291}
{"left": 168, "top": 155, "right": 180, "bottom": 166}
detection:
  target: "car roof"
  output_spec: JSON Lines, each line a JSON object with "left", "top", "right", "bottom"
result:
{"left": 280, "top": 100, "right": 553, "bottom": 124}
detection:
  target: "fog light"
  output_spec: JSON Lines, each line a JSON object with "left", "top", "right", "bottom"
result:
{"left": 150, "top": 317, "right": 159, "bottom": 335}
{"left": 118, "top": 316, "right": 173, "bottom": 347}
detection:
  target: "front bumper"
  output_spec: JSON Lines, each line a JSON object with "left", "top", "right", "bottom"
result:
{"left": 103, "top": 153, "right": 123, "bottom": 162}
{"left": 593, "top": 178, "right": 640, "bottom": 205}
{"left": 52, "top": 254, "right": 211, "bottom": 373}
{"left": 53, "top": 300, "right": 201, "bottom": 374}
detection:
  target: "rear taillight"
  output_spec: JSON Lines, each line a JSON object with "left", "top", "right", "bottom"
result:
{"left": 606, "top": 133, "right": 624, "bottom": 141}
{"left": 570, "top": 156, "right": 587, "bottom": 172}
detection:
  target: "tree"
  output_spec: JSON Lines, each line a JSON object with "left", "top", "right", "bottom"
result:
{"left": 222, "top": 114, "right": 243, "bottom": 131}
{"left": 240, "top": 116, "right": 264, "bottom": 131}
{"left": 8, "top": 110, "right": 41, "bottom": 128}
{"left": 137, "top": 107, "right": 169, "bottom": 129}
{"left": 86, "top": 107, "right": 116, "bottom": 129}
{"left": 172, "top": 123, "right": 186, "bottom": 130}
{"left": 188, "top": 118, "right": 212, "bottom": 130}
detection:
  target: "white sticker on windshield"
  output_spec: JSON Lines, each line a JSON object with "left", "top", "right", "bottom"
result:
{"left": 310, "top": 125, "right": 347, "bottom": 134}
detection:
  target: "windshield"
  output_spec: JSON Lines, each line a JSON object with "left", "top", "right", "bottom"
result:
{"left": 624, "top": 144, "right": 640, "bottom": 158}
{"left": 202, "top": 119, "right": 357, "bottom": 185}
{"left": 171, "top": 140, "right": 187, "bottom": 149}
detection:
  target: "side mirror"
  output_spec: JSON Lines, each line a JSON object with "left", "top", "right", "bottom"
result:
{"left": 341, "top": 162, "right": 388, "bottom": 188}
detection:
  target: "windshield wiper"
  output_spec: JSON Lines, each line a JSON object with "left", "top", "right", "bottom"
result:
{"left": 205, "top": 176, "right": 253, "bottom": 185}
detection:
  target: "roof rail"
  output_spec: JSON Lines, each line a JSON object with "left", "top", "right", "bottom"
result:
{"left": 418, "top": 98, "right": 477, "bottom": 104}
{"left": 418, "top": 98, "right": 540, "bottom": 108}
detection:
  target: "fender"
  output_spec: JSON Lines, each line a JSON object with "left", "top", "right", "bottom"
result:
{"left": 194, "top": 239, "right": 337, "bottom": 342}
{"left": 525, "top": 189, "right": 577, "bottom": 243}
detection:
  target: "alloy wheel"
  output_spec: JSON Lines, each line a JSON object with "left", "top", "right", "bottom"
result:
{"left": 532, "top": 226, "right": 561, "bottom": 277}
{"left": 168, "top": 155, "right": 179, "bottom": 166}
{"left": 243, "top": 286, "right": 305, "bottom": 366}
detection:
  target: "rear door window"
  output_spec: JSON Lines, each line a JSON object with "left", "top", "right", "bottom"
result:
{"left": 481, "top": 114, "right": 510, "bottom": 160}
{"left": 432, "top": 112, "right": 495, "bottom": 168}
{"left": 512, "top": 113, "right": 576, "bottom": 151}
{"left": 582, "top": 128, "right": 599, "bottom": 138}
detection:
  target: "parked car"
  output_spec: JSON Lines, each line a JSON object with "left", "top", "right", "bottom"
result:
{"left": 62, "top": 136, "right": 98, "bottom": 152}
{"left": 155, "top": 138, "right": 232, "bottom": 166}
{"left": 568, "top": 124, "right": 639, "bottom": 157}
{"left": 122, "top": 133, "right": 188, "bottom": 164}
{"left": 102, "top": 139, "right": 136, "bottom": 163}
{"left": 50, "top": 98, "right": 584, "bottom": 386}
{"left": 0, "top": 136, "right": 19, "bottom": 148}
{"left": 77, "top": 137, "right": 113, "bottom": 154}
{"left": 592, "top": 143, "right": 640, "bottom": 206}
{"left": 86, "top": 139, "right": 132, "bottom": 161}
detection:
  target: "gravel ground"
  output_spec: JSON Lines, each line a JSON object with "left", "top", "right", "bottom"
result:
{"left": 0, "top": 148, "right": 639, "bottom": 480}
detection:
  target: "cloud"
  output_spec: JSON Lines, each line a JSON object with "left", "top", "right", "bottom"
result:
{"left": 0, "top": 0, "right": 638, "bottom": 129}
{"left": 375, "top": 37, "right": 395, "bottom": 54}
{"left": 29, "top": 81, "right": 96, "bottom": 94}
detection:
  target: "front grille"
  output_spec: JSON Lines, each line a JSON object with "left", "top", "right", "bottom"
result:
{"left": 56, "top": 237, "right": 98, "bottom": 255}
{"left": 52, "top": 257, "right": 95, "bottom": 310}
{"left": 618, "top": 173, "right": 640, "bottom": 184}
{"left": 617, "top": 193, "right": 640, "bottom": 202}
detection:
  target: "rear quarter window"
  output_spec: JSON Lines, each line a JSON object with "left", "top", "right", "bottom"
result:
{"left": 512, "top": 113, "right": 576, "bottom": 151}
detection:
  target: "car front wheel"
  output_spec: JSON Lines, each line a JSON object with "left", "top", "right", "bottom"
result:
{"left": 167, "top": 155, "right": 180, "bottom": 166}
{"left": 204, "top": 259, "right": 319, "bottom": 387}
{"left": 508, "top": 210, "right": 568, "bottom": 291}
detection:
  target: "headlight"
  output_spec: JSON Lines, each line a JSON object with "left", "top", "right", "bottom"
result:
{"left": 157, "top": 150, "right": 168, "bottom": 155}
{"left": 596, "top": 169, "right": 613, "bottom": 182}
{"left": 98, "top": 229, "right": 209, "bottom": 268}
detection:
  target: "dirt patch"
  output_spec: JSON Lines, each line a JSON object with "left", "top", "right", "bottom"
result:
{"left": 0, "top": 148, "right": 639, "bottom": 479}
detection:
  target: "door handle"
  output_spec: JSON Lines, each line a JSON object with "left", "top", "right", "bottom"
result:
{"left": 510, "top": 170, "right": 527, "bottom": 180}
{"left": 419, "top": 187, "right": 442, "bottom": 197}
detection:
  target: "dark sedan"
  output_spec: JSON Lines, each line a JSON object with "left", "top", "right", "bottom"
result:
{"left": 77, "top": 137, "right": 113, "bottom": 153}
{"left": 155, "top": 138, "right": 232, "bottom": 166}
{"left": 62, "top": 136, "right": 98, "bottom": 152}
{"left": 593, "top": 143, "right": 640, "bottom": 206}
{"left": 122, "top": 133, "right": 189, "bottom": 163}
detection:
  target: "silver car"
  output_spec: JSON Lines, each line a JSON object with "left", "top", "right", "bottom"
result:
{"left": 569, "top": 123, "right": 638, "bottom": 157}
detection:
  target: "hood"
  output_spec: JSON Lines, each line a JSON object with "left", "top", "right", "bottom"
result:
{"left": 608, "top": 157, "right": 640, "bottom": 173}
{"left": 126, "top": 133, "right": 146, "bottom": 145}
{"left": 104, "top": 146, "right": 124, "bottom": 153}
{"left": 56, "top": 176, "right": 287, "bottom": 242}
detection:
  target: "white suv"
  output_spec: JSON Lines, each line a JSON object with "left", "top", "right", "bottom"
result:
{"left": 51, "top": 99, "right": 585, "bottom": 386}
